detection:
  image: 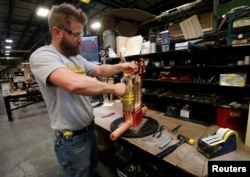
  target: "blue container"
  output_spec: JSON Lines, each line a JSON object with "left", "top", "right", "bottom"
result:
{"left": 160, "top": 31, "right": 170, "bottom": 45}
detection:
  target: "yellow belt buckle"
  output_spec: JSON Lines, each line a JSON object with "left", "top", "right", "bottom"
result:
{"left": 63, "top": 131, "right": 73, "bottom": 139}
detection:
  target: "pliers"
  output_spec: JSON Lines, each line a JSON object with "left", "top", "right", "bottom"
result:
{"left": 153, "top": 126, "right": 165, "bottom": 138}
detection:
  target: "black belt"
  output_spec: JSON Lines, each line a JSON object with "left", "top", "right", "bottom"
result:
{"left": 56, "top": 121, "right": 95, "bottom": 139}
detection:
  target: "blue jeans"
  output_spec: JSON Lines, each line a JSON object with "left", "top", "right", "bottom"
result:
{"left": 53, "top": 128, "right": 98, "bottom": 177}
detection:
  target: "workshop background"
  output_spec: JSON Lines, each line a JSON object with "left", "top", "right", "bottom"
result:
{"left": 1, "top": 0, "right": 250, "bottom": 177}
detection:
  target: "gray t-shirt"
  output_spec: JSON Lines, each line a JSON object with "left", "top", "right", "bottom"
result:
{"left": 30, "top": 45, "right": 97, "bottom": 131}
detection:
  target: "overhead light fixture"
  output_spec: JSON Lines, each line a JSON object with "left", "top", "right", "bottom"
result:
{"left": 5, "top": 39, "right": 13, "bottom": 43}
{"left": 5, "top": 50, "right": 10, "bottom": 56}
{"left": 80, "top": 0, "right": 91, "bottom": 4}
{"left": 5, "top": 46, "right": 11, "bottom": 49}
{"left": 37, "top": 7, "right": 50, "bottom": 17}
{"left": 91, "top": 22, "right": 101, "bottom": 30}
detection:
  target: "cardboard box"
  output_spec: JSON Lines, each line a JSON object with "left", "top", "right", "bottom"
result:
{"left": 219, "top": 73, "right": 247, "bottom": 87}
{"left": 175, "top": 41, "right": 195, "bottom": 50}
{"left": 169, "top": 12, "right": 213, "bottom": 38}
{"left": 1, "top": 83, "right": 11, "bottom": 96}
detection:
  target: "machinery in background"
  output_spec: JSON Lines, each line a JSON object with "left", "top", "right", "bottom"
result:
{"left": 110, "top": 57, "right": 149, "bottom": 141}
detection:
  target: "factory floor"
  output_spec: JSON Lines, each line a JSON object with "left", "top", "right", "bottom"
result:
{"left": 0, "top": 91, "right": 118, "bottom": 177}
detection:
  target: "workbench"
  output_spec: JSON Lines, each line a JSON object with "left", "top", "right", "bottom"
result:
{"left": 3, "top": 90, "right": 43, "bottom": 121}
{"left": 94, "top": 102, "right": 250, "bottom": 177}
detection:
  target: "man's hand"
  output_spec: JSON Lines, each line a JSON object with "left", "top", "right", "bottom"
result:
{"left": 121, "top": 62, "right": 138, "bottom": 75}
{"left": 114, "top": 83, "right": 127, "bottom": 96}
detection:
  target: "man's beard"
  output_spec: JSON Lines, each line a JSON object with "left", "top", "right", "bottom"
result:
{"left": 60, "top": 36, "right": 81, "bottom": 57}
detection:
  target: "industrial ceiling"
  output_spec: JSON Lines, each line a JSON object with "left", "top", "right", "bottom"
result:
{"left": 0, "top": 0, "right": 214, "bottom": 72}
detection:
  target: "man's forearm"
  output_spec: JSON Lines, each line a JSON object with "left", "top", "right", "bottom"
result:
{"left": 94, "top": 63, "right": 123, "bottom": 77}
{"left": 73, "top": 75, "right": 116, "bottom": 96}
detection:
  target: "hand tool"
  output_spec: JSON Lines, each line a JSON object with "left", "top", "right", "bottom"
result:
{"left": 153, "top": 126, "right": 165, "bottom": 138}
{"left": 168, "top": 124, "right": 182, "bottom": 134}
{"left": 158, "top": 92, "right": 169, "bottom": 97}
{"left": 101, "top": 112, "right": 115, "bottom": 118}
{"left": 159, "top": 137, "right": 173, "bottom": 149}
{"left": 156, "top": 134, "right": 194, "bottom": 158}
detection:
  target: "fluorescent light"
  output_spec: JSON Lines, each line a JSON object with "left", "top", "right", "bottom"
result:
{"left": 5, "top": 39, "right": 13, "bottom": 43}
{"left": 91, "top": 22, "right": 101, "bottom": 30}
{"left": 5, "top": 53, "right": 10, "bottom": 56}
{"left": 37, "top": 7, "right": 49, "bottom": 17}
{"left": 5, "top": 46, "right": 11, "bottom": 49}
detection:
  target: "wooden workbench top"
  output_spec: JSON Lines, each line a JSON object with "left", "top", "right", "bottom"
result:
{"left": 93, "top": 102, "right": 250, "bottom": 177}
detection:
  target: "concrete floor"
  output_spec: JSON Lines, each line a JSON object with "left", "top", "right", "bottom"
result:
{"left": 0, "top": 91, "right": 116, "bottom": 177}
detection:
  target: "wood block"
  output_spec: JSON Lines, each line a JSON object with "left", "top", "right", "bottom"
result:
{"left": 245, "top": 102, "right": 250, "bottom": 147}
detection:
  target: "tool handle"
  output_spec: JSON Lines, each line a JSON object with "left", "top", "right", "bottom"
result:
{"left": 156, "top": 140, "right": 183, "bottom": 158}
{"left": 110, "top": 120, "right": 132, "bottom": 141}
{"left": 101, "top": 112, "right": 115, "bottom": 118}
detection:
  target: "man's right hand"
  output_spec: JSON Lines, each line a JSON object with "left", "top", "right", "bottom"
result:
{"left": 114, "top": 83, "right": 127, "bottom": 96}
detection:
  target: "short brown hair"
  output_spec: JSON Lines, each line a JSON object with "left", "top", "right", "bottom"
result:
{"left": 48, "top": 3, "right": 87, "bottom": 33}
